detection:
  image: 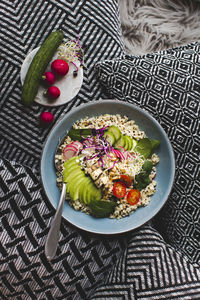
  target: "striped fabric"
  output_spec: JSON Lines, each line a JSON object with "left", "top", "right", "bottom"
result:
{"left": 1, "top": 1, "right": 200, "bottom": 299}
{"left": 0, "top": 0, "right": 125, "bottom": 169}
{"left": 1, "top": 158, "right": 200, "bottom": 299}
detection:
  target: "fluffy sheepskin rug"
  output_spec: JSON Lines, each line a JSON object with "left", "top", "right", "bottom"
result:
{"left": 119, "top": 0, "right": 200, "bottom": 54}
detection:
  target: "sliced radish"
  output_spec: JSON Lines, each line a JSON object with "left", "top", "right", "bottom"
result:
{"left": 113, "top": 149, "right": 126, "bottom": 160}
{"left": 63, "top": 149, "right": 76, "bottom": 161}
{"left": 63, "top": 148, "right": 77, "bottom": 155}
{"left": 63, "top": 141, "right": 83, "bottom": 161}
{"left": 71, "top": 141, "right": 83, "bottom": 151}
{"left": 63, "top": 144, "right": 78, "bottom": 152}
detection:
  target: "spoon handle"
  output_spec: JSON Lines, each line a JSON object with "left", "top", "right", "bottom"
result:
{"left": 45, "top": 183, "right": 66, "bottom": 260}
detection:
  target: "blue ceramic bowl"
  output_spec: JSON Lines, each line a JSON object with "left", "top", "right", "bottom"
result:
{"left": 41, "top": 99, "right": 175, "bottom": 234}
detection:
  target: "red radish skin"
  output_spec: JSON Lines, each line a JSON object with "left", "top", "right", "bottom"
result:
{"left": 71, "top": 141, "right": 83, "bottom": 151}
{"left": 51, "top": 59, "right": 69, "bottom": 76}
{"left": 63, "top": 141, "right": 83, "bottom": 160}
{"left": 45, "top": 86, "right": 60, "bottom": 99}
{"left": 113, "top": 149, "right": 126, "bottom": 160}
{"left": 63, "top": 142, "right": 83, "bottom": 156}
{"left": 40, "top": 112, "right": 54, "bottom": 125}
{"left": 42, "top": 72, "right": 55, "bottom": 85}
{"left": 63, "top": 145, "right": 78, "bottom": 153}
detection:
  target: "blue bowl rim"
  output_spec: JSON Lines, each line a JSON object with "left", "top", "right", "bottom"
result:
{"left": 40, "top": 99, "right": 176, "bottom": 235}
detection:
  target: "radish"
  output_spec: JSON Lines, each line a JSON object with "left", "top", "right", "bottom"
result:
{"left": 51, "top": 59, "right": 69, "bottom": 76}
{"left": 63, "top": 141, "right": 83, "bottom": 161}
{"left": 42, "top": 71, "right": 55, "bottom": 85}
{"left": 63, "top": 149, "right": 76, "bottom": 161}
{"left": 113, "top": 149, "right": 126, "bottom": 160}
{"left": 71, "top": 141, "right": 83, "bottom": 151}
{"left": 44, "top": 86, "right": 60, "bottom": 99}
{"left": 39, "top": 112, "right": 54, "bottom": 125}
{"left": 63, "top": 141, "right": 83, "bottom": 154}
{"left": 63, "top": 145, "right": 78, "bottom": 153}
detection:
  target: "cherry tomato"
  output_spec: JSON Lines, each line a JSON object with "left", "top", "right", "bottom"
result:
{"left": 113, "top": 181, "right": 126, "bottom": 198}
{"left": 127, "top": 189, "right": 141, "bottom": 205}
{"left": 120, "top": 175, "right": 132, "bottom": 187}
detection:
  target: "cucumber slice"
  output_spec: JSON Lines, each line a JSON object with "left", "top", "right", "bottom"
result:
{"left": 132, "top": 138, "right": 138, "bottom": 149}
{"left": 114, "top": 136, "right": 125, "bottom": 149}
{"left": 107, "top": 125, "right": 121, "bottom": 141}
{"left": 123, "top": 136, "right": 130, "bottom": 150}
{"left": 103, "top": 131, "right": 116, "bottom": 145}
{"left": 124, "top": 136, "right": 133, "bottom": 150}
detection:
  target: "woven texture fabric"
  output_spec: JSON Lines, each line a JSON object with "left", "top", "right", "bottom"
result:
{"left": 96, "top": 42, "right": 200, "bottom": 266}
{"left": 1, "top": 158, "right": 200, "bottom": 299}
{"left": 0, "top": 0, "right": 125, "bottom": 170}
{"left": 0, "top": 158, "right": 127, "bottom": 300}
{"left": 91, "top": 226, "right": 200, "bottom": 299}
{"left": 1, "top": 0, "right": 200, "bottom": 299}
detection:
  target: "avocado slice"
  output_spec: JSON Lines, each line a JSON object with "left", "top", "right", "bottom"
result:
{"left": 63, "top": 156, "right": 79, "bottom": 168}
{"left": 82, "top": 181, "right": 94, "bottom": 204}
{"left": 63, "top": 165, "right": 82, "bottom": 182}
{"left": 64, "top": 167, "right": 83, "bottom": 184}
{"left": 68, "top": 173, "right": 86, "bottom": 200}
{"left": 79, "top": 177, "right": 91, "bottom": 203}
{"left": 84, "top": 182, "right": 102, "bottom": 205}
{"left": 63, "top": 163, "right": 80, "bottom": 179}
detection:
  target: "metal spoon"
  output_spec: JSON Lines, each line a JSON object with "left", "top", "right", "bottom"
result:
{"left": 45, "top": 138, "right": 67, "bottom": 260}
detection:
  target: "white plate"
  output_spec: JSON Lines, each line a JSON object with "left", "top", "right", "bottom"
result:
{"left": 20, "top": 47, "right": 83, "bottom": 106}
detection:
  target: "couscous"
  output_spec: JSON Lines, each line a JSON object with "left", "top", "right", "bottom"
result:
{"left": 55, "top": 114, "right": 160, "bottom": 219}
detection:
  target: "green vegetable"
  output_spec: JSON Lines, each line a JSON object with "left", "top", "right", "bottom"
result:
{"left": 103, "top": 131, "right": 116, "bottom": 145}
{"left": 21, "top": 30, "right": 64, "bottom": 106}
{"left": 114, "top": 136, "right": 125, "bottom": 149}
{"left": 68, "top": 128, "right": 93, "bottom": 140}
{"left": 89, "top": 200, "right": 117, "bottom": 218}
{"left": 134, "top": 160, "right": 153, "bottom": 190}
{"left": 142, "top": 160, "right": 153, "bottom": 173}
{"left": 134, "top": 138, "right": 160, "bottom": 158}
{"left": 63, "top": 156, "right": 101, "bottom": 203}
{"left": 151, "top": 139, "right": 160, "bottom": 152}
{"left": 107, "top": 125, "right": 121, "bottom": 140}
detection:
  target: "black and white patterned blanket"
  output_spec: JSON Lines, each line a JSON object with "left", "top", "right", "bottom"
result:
{"left": 0, "top": 1, "right": 200, "bottom": 299}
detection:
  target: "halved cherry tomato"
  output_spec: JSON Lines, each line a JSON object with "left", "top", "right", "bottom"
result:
{"left": 127, "top": 189, "right": 141, "bottom": 205}
{"left": 120, "top": 175, "right": 132, "bottom": 187}
{"left": 113, "top": 181, "right": 126, "bottom": 198}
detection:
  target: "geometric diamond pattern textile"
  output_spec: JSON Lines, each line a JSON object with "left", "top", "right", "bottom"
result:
{"left": 0, "top": 0, "right": 125, "bottom": 170}
{"left": 96, "top": 42, "right": 200, "bottom": 266}
{"left": 0, "top": 158, "right": 127, "bottom": 300}
{"left": 1, "top": 0, "right": 200, "bottom": 299}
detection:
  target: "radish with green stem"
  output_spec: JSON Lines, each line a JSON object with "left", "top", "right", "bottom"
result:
{"left": 42, "top": 71, "right": 55, "bottom": 85}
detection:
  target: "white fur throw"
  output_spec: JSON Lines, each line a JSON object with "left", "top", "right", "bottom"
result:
{"left": 119, "top": 0, "right": 200, "bottom": 54}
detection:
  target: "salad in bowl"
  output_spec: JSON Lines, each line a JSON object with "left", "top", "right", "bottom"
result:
{"left": 55, "top": 114, "right": 160, "bottom": 219}
{"left": 41, "top": 100, "right": 175, "bottom": 234}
